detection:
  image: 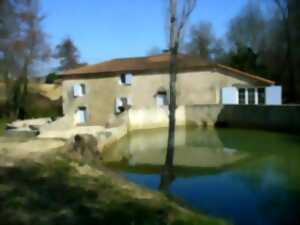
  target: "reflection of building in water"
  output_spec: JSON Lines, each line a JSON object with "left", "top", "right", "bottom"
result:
{"left": 103, "top": 127, "right": 247, "bottom": 168}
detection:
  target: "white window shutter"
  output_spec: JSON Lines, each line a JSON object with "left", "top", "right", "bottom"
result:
{"left": 73, "top": 84, "right": 80, "bottom": 97}
{"left": 73, "top": 85, "right": 77, "bottom": 97}
{"left": 125, "top": 73, "right": 133, "bottom": 85}
{"left": 78, "top": 109, "right": 86, "bottom": 123}
{"left": 221, "top": 87, "right": 238, "bottom": 105}
{"left": 115, "top": 97, "right": 122, "bottom": 112}
{"left": 266, "top": 86, "right": 282, "bottom": 105}
{"left": 75, "top": 107, "right": 87, "bottom": 124}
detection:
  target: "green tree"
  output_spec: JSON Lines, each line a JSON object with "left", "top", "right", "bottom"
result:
{"left": 229, "top": 45, "right": 267, "bottom": 76}
{"left": 45, "top": 73, "right": 58, "bottom": 84}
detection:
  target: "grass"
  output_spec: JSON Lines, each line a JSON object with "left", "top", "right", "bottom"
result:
{"left": 0, "top": 117, "right": 8, "bottom": 135}
{"left": 0, "top": 153, "right": 230, "bottom": 225}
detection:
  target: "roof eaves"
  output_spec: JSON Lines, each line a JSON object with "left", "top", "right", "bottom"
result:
{"left": 216, "top": 64, "right": 275, "bottom": 85}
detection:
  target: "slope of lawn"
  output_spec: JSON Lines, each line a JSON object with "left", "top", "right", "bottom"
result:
{"left": 0, "top": 148, "right": 230, "bottom": 225}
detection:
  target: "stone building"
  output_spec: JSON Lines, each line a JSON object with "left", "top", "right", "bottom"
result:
{"left": 60, "top": 53, "right": 280, "bottom": 126}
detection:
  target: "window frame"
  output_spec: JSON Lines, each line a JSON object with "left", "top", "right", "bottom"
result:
{"left": 238, "top": 88, "right": 246, "bottom": 105}
{"left": 236, "top": 87, "right": 266, "bottom": 105}
{"left": 258, "top": 88, "right": 266, "bottom": 105}
{"left": 247, "top": 88, "right": 256, "bottom": 105}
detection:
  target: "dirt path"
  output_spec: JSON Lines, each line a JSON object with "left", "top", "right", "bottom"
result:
{"left": 0, "top": 136, "right": 66, "bottom": 166}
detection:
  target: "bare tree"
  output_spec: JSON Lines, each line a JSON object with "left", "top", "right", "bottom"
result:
{"left": 0, "top": 0, "right": 20, "bottom": 118}
{"left": 0, "top": 0, "right": 49, "bottom": 118}
{"left": 55, "top": 37, "right": 85, "bottom": 71}
{"left": 227, "top": 1, "right": 266, "bottom": 52}
{"left": 224, "top": 0, "right": 298, "bottom": 101}
{"left": 186, "top": 22, "right": 214, "bottom": 59}
{"left": 15, "top": 0, "right": 51, "bottom": 118}
{"left": 273, "top": 0, "right": 296, "bottom": 102}
{"left": 185, "top": 21, "right": 226, "bottom": 61}
{"left": 160, "top": 0, "right": 196, "bottom": 191}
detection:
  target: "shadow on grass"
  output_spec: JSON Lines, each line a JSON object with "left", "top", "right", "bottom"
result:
{"left": 0, "top": 159, "right": 207, "bottom": 225}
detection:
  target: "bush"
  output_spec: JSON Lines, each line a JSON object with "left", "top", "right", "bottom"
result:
{"left": 25, "top": 93, "right": 62, "bottom": 118}
{"left": 45, "top": 73, "right": 58, "bottom": 84}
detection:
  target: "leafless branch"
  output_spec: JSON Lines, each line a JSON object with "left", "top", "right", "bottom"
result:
{"left": 176, "top": 0, "right": 197, "bottom": 40}
{"left": 274, "top": 0, "right": 288, "bottom": 19}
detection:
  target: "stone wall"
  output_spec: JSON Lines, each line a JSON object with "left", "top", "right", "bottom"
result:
{"left": 62, "top": 69, "right": 263, "bottom": 126}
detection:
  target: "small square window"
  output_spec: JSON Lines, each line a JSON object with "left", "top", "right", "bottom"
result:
{"left": 73, "top": 84, "right": 86, "bottom": 97}
{"left": 156, "top": 91, "right": 168, "bottom": 107}
{"left": 120, "top": 73, "right": 133, "bottom": 85}
{"left": 115, "top": 97, "right": 132, "bottom": 113}
{"left": 75, "top": 107, "right": 87, "bottom": 124}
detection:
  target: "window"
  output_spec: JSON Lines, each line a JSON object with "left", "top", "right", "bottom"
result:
{"left": 73, "top": 84, "right": 86, "bottom": 97}
{"left": 248, "top": 88, "right": 255, "bottom": 105}
{"left": 75, "top": 107, "right": 87, "bottom": 124}
{"left": 156, "top": 91, "right": 168, "bottom": 107}
{"left": 238, "top": 88, "right": 246, "bottom": 105}
{"left": 115, "top": 97, "right": 132, "bottom": 113}
{"left": 120, "top": 73, "right": 133, "bottom": 85}
{"left": 258, "top": 88, "right": 265, "bottom": 105}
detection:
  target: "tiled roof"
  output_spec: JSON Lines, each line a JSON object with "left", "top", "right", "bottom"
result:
{"left": 60, "top": 53, "right": 275, "bottom": 85}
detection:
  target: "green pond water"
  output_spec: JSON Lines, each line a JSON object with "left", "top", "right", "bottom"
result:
{"left": 102, "top": 127, "right": 300, "bottom": 225}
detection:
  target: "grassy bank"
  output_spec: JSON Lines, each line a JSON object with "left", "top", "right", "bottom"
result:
{"left": 0, "top": 117, "right": 8, "bottom": 135}
{"left": 0, "top": 148, "right": 229, "bottom": 225}
{"left": 0, "top": 82, "right": 62, "bottom": 121}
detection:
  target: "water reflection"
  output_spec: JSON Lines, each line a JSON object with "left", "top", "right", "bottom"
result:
{"left": 103, "top": 127, "right": 248, "bottom": 169}
{"left": 103, "top": 127, "right": 300, "bottom": 225}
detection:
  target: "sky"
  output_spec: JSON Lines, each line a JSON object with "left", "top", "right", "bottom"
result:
{"left": 41, "top": 0, "right": 248, "bottom": 72}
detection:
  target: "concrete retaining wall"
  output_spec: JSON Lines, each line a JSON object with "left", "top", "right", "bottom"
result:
{"left": 185, "top": 105, "right": 222, "bottom": 127}
{"left": 217, "top": 105, "right": 300, "bottom": 133}
{"left": 127, "top": 105, "right": 300, "bottom": 133}
{"left": 37, "top": 104, "right": 299, "bottom": 153}
{"left": 128, "top": 106, "right": 186, "bottom": 131}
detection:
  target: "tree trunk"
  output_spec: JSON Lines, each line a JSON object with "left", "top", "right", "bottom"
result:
{"left": 3, "top": 69, "right": 11, "bottom": 117}
{"left": 275, "top": 0, "right": 296, "bottom": 102}
{"left": 18, "top": 59, "right": 29, "bottom": 119}
{"left": 160, "top": 0, "right": 178, "bottom": 189}
{"left": 165, "top": 46, "right": 178, "bottom": 169}
{"left": 285, "top": 2, "right": 296, "bottom": 102}
{"left": 166, "top": 0, "right": 178, "bottom": 169}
